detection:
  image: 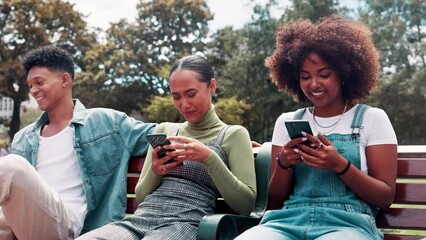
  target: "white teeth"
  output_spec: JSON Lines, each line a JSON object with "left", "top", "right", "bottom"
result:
{"left": 311, "top": 91, "right": 325, "bottom": 96}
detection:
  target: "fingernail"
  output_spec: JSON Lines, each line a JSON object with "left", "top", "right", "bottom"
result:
{"left": 301, "top": 156, "right": 305, "bottom": 161}
{"left": 301, "top": 131, "right": 307, "bottom": 136}
{"left": 302, "top": 137, "right": 307, "bottom": 142}
{"left": 310, "top": 143, "right": 316, "bottom": 147}
{"left": 294, "top": 148, "right": 299, "bottom": 153}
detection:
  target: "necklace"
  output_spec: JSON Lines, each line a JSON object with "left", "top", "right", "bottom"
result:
{"left": 312, "top": 102, "right": 348, "bottom": 135}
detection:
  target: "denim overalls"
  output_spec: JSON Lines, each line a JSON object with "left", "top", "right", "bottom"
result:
{"left": 243, "top": 104, "right": 384, "bottom": 240}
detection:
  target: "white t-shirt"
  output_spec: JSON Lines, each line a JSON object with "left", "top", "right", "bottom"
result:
{"left": 36, "top": 126, "right": 87, "bottom": 236}
{"left": 271, "top": 104, "right": 398, "bottom": 173}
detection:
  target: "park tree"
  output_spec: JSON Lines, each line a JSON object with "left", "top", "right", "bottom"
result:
{"left": 143, "top": 95, "right": 182, "bottom": 123}
{"left": 0, "top": 0, "right": 94, "bottom": 140}
{"left": 208, "top": 0, "right": 347, "bottom": 142}
{"left": 74, "top": 21, "right": 154, "bottom": 114}
{"left": 143, "top": 95, "right": 251, "bottom": 125}
{"left": 75, "top": 0, "right": 213, "bottom": 115}
{"left": 284, "top": 0, "right": 348, "bottom": 22}
{"left": 208, "top": 1, "right": 289, "bottom": 142}
{"left": 360, "top": 0, "right": 426, "bottom": 144}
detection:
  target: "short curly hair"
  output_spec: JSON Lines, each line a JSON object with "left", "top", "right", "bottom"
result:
{"left": 265, "top": 15, "right": 380, "bottom": 102}
{"left": 21, "top": 45, "right": 75, "bottom": 80}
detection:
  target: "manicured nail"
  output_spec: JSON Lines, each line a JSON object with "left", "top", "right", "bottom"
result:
{"left": 294, "top": 148, "right": 299, "bottom": 153}
{"left": 302, "top": 137, "right": 307, "bottom": 142}
{"left": 301, "top": 131, "right": 307, "bottom": 136}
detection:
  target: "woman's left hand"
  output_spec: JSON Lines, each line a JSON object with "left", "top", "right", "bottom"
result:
{"left": 164, "top": 136, "right": 213, "bottom": 163}
{"left": 297, "top": 132, "right": 348, "bottom": 172}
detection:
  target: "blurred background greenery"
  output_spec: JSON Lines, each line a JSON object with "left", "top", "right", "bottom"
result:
{"left": 0, "top": 0, "right": 424, "bottom": 145}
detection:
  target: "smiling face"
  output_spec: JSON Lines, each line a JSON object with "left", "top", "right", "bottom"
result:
{"left": 300, "top": 52, "right": 345, "bottom": 115}
{"left": 27, "top": 66, "right": 70, "bottom": 112}
{"left": 169, "top": 69, "right": 216, "bottom": 123}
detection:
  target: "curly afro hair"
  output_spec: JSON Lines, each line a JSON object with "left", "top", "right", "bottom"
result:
{"left": 265, "top": 15, "right": 380, "bottom": 103}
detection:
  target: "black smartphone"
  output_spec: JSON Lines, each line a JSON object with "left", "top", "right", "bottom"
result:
{"left": 146, "top": 134, "right": 175, "bottom": 162}
{"left": 284, "top": 120, "right": 313, "bottom": 145}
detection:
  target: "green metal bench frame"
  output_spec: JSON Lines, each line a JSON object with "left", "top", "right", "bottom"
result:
{"left": 196, "top": 142, "right": 272, "bottom": 240}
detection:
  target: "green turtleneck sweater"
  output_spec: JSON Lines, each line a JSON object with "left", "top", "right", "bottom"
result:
{"left": 135, "top": 106, "right": 256, "bottom": 216}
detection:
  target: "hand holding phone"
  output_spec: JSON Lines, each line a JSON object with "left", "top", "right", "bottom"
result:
{"left": 284, "top": 120, "right": 313, "bottom": 145}
{"left": 146, "top": 134, "right": 176, "bottom": 163}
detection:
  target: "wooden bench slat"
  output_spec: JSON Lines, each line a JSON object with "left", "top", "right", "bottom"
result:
{"left": 383, "top": 235, "right": 426, "bottom": 240}
{"left": 127, "top": 175, "right": 139, "bottom": 194}
{"left": 126, "top": 145, "right": 426, "bottom": 239}
{"left": 398, "top": 146, "right": 426, "bottom": 158}
{"left": 393, "top": 183, "right": 426, "bottom": 204}
{"left": 129, "top": 156, "right": 145, "bottom": 173}
{"left": 126, "top": 197, "right": 138, "bottom": 214}
{"left": 397, "top": 159, "right": 426, "bottom": 178}
{"left": 377, "top": 208, "right": 426, "bottom": 230}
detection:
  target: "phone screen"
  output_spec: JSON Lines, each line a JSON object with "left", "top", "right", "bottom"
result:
{"left": 284, "top": 120, "right": 313, "bottom": 142}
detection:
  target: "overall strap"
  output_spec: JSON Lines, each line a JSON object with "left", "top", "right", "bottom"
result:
{"left": 350, "top": 104, "right": 370, "bottom": 137}
{"left": 213, "top": 125, "right": 231, "bottom": 146}
{"left": 293, "top": 108, "right": 308, "bottom": 120}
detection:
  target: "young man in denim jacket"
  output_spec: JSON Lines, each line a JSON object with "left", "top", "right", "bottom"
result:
{"left": 0, "top": 45, "right": 156, "bottom": 240}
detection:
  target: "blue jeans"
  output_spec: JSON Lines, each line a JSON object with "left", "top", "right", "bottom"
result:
{"left": 236, "top": 205, "right": 381, "bottom": 240}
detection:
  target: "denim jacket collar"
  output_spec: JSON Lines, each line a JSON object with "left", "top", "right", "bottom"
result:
{"left": 31, "top": 99, "right": 86, "bottom": 132}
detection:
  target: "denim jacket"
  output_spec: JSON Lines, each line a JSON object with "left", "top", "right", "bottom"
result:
{"left": 10, "top": 99, "right": 156, "bottom": 234}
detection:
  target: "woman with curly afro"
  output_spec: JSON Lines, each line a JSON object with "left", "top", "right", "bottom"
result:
{"left": 236, "top": 16, "right": 397, "bottom": 240}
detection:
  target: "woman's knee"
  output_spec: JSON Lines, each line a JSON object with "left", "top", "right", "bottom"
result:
{"left": 235, "top": 225, "right": 285, "bottom": 240}
{"left": 315, "top": 229, "right": 372, "bottom": 240}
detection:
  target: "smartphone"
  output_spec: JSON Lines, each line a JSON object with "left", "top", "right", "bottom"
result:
{"left": 284, "top": 120, "right": 313, "bottom": 145}
{"left": 146, "top": 134, "right": 176, "bottom": 162}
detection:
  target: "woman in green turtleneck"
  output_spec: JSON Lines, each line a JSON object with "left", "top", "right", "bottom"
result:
{"left": 77, "top": 55, "right": 256, "bottom": 240}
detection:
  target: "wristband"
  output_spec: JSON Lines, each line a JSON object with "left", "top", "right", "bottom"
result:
{"left": 337, "top": 160, "right": 351, "bottom": 176}
{"left": 276, "top": 153, "right": 293, "bottom": 170}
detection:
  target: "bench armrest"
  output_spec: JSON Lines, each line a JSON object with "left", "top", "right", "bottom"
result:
{"left": 196, "top": 142, "right": 272, "bottom": 240}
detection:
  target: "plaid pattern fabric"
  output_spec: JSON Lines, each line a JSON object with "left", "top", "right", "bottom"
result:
{"left": 78, "top": 126, "right": 230, "bottom": 240}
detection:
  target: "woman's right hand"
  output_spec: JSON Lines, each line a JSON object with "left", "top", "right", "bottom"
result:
{"left": 165, "top": 136, "right": 213, "bottom": 163}
{"left": 279, "top": 136, "right": 308, "bottom": 167}
{"left": 151, "top": 146, "right": 184, "bottom": 175}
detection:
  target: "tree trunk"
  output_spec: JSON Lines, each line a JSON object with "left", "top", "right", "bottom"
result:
{"left": 8, "top": 97, "right": 21, "bottom": 142}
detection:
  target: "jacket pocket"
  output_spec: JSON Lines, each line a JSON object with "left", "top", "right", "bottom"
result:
{"left": 78, "top": 130, "right": 123, "bottom": 176}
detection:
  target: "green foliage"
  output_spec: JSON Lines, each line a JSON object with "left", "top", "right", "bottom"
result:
{"left": 368, "top": 68, "right": 426, "bottom": 144}
{"left": 143, "top": 96, "right": 182, "bottom": 123}
{"left": 207, "top": 0, "right": 343, "bottom": 142}
{"left": 143, "top": 95, "right": 251, "bottom": 126}
{"left": 2, "top": 0, "right": 425, "bottom": 146}
{"left": 0, "top": 0, "right": 94, "bottom": 140}
{"left": 207, "top": 1, "right": 284, "bottom": 142}
{"left": 360, "top": 0, "right": 426, "bottom": 71}
{"left": 74, "top": 0, "right": 213, "bottom": 115}
{"left": 360, "top": 0, "right": 426, "bottom": 144}
{"left": 214, "top": 97, "right": 251, "bottom": 125}
{"left": 285, "top": 0, "right": 349, "bottom": 22}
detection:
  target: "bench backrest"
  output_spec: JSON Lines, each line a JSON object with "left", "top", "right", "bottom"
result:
{"left": 376, "top": 145, "right": 426, "bottom": 239}
{"left": 127, "top": 156, "right": 145, "bottom": 214}
{"left": 126, "top": 145, "right": 426, "bottom": 239}
{"left": 126, "top": 145, "right": 269, "bottom": 216}
{"left": 256, "top": 144, "right": 426, "bottom": 239}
